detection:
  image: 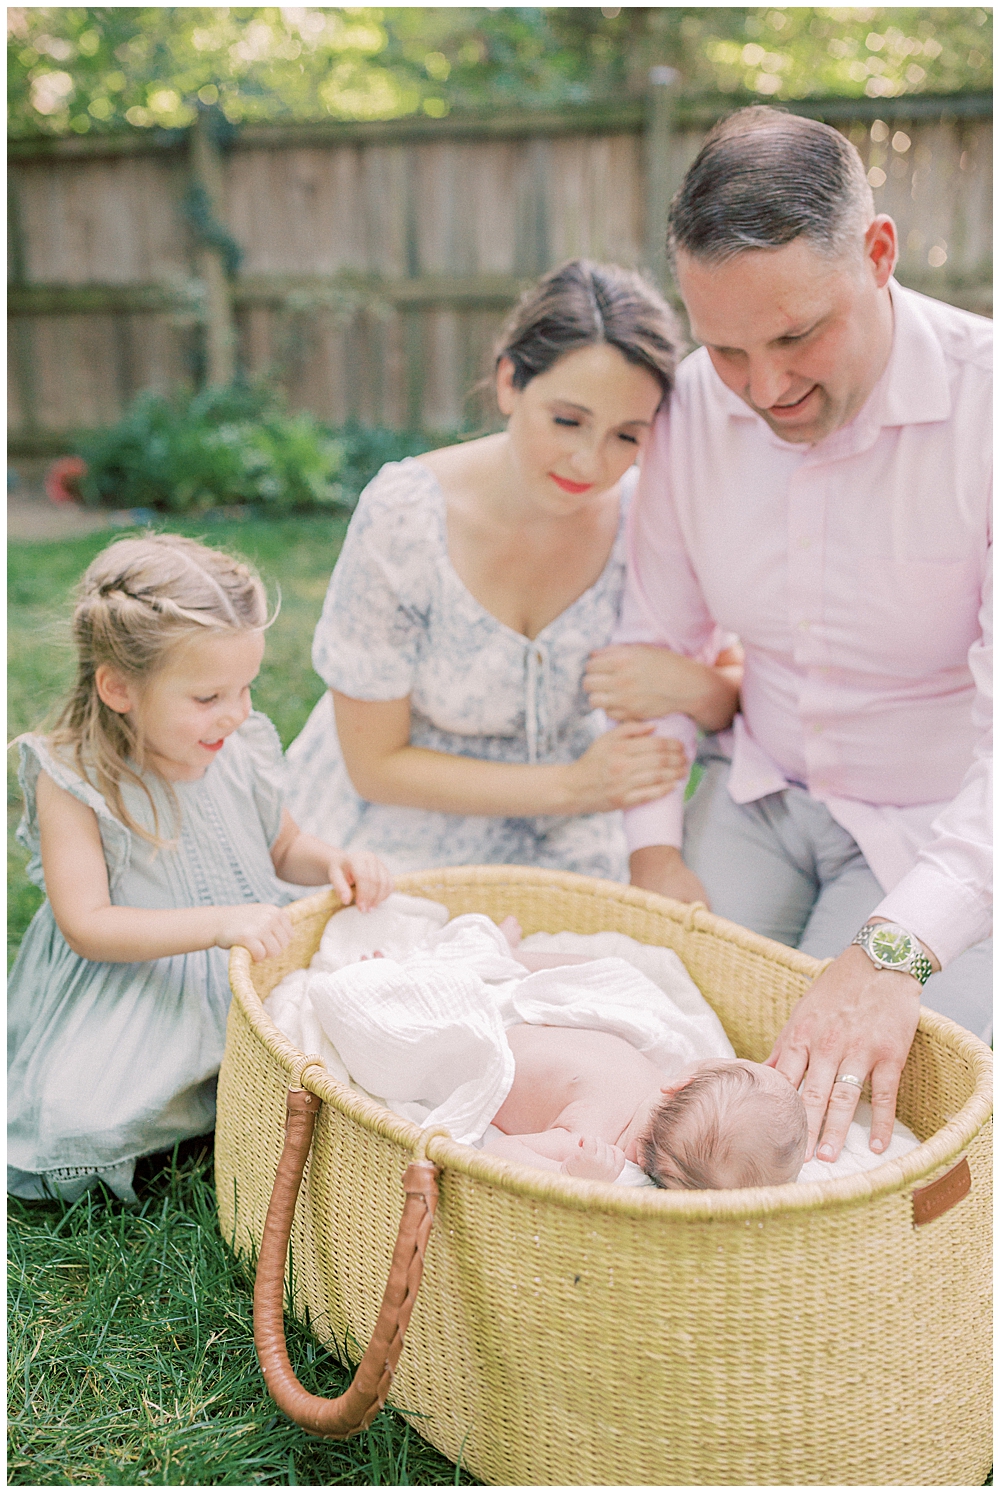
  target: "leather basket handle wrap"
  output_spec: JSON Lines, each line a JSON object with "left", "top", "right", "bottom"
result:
{"left": 253, "top": 1087, "right": 440, "bottom": 1438}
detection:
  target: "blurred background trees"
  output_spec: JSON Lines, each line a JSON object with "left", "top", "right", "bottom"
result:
{"left": 8, "top": 6, "right": 992, "bottom": 139}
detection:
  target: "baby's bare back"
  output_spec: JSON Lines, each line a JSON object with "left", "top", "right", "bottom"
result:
{"left": 492, "top": 1024, "right": 661, "bottom": 1140}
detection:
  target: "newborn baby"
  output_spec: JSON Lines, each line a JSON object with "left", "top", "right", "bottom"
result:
{"left": 484, "top": 1030, "right": 807, "bottom": 1188}
{"left": 268, "top": 897, "right": 916, "bottom": 1190}
{"left": 483, "top": 922, "right": 809, "bottom": 1189}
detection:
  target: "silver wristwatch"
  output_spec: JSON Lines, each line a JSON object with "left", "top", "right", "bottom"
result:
{"left": 851, "top": 922, "right": 934, "bottom": 986}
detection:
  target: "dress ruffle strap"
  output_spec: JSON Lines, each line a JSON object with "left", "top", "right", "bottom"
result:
{"left": 16, "top": 735, "right": 133, "bottom": 891}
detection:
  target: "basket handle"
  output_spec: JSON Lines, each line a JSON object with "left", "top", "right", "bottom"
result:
{"left": 252, "top": 1086, "right": 439, "bottom": 1438}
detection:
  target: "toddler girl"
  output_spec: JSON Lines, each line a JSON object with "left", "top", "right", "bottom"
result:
{"left": 8, "top": 533, "right": 392, "bottom": 1203}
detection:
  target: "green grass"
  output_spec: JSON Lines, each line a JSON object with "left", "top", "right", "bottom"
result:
{"left": 8, "top": 515, "right": 479, "bottom": 1486}
{"left": 9, "top": 1145, "right": 478, "bottom": 1486}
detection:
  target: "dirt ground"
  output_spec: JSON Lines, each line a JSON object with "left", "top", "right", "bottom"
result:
{"left": 7, "top": 460, "right": 124, "bottom": 543}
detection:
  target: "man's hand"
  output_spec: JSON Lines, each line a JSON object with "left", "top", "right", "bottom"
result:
{"left": 629, "top": 845, "right": 710, "bottom": 907}
{"left": 767, "top": 945, "right": 921, "bottom": 1162}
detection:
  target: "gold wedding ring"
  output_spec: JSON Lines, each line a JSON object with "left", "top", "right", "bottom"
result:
{"left": 834, "top": 1073, "right": 865, "bottom": 1088}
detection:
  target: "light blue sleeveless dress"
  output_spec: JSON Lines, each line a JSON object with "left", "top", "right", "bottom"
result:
{"left": 285, "top": 458, "right": 632, "bottom": 880}
{"left": 8, "top": 712, "right": 294, "bottom": 1203}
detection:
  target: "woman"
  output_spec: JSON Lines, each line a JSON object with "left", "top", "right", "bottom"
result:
{"left": 285, "top": 261, "right": 738, "bottom": 880}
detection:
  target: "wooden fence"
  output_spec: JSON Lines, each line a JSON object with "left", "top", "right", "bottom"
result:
{"left": 7, "top": 88, "right": 992, "bottom": 453}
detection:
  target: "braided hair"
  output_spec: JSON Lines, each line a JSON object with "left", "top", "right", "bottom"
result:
{"left": 47, "top": 533, "right": 271, "bottom": 843}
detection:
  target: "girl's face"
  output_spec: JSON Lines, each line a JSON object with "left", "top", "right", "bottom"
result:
{"left": 497, "top": 342, "right": 663, "bottom": 513}
{"left": 99, "top": 630, "right": 265, "bottom": 782}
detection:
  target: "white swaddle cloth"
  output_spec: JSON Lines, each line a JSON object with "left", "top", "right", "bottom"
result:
{"left": 266, "top": 894, "right": 733, "bottom": 1148}
{"left": 266, "top": 894, "right": 919, "bottom": 1183}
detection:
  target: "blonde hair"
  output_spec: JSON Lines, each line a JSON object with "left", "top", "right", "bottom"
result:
{"left": 640, "top": 1062, "right": 808, "bottom": 1191}
{"left": 47, "top": 533, "right": 271, "bottom": 843}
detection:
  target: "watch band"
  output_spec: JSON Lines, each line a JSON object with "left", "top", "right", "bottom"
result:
{"left": 852, "top": 923, "right": 934, "bottom": 986}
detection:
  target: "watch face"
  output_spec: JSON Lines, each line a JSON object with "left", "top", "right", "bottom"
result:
{"left": 869, "top": 925, "right": 913, "bottom": 967}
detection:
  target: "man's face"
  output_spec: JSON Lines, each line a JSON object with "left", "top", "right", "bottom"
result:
{"left": 674, "top": 220, "right": 897, "bottom": 445}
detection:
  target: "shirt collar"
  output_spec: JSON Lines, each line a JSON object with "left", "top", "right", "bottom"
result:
{"left": 712, "top": 278, "right": 953, "bottom": 448}
{"left": 868, "top": 279, "right": 951, "bottom": 428}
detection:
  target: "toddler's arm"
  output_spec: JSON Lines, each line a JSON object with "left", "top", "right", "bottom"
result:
{"left": 268, "top": 809, "right": 393, "bottom": 910}
{"left": 38, "top": 770, "right": 293, "bottom": 963}
{"left": 483, "top": 1128, "right": 626, "bottom": 1181}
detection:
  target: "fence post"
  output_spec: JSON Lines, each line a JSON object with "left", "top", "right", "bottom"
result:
{"left": 189, "top": 109, "right": 237, "bottom": 387}
{"left": 7, "top": 178, "right": 39, "bottom": 433}
{"left": 644, "top": 66, "right": 682, "bottom": 293}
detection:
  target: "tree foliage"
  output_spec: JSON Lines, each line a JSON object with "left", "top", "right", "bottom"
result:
{"left": 7, "top": 7, "right": 993, "bottom": 139}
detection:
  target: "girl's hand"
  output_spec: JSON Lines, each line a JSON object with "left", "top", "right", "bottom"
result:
{"left": 565, "top": 721, "right": 687, "bottom": 813}
{"left": 584, "top": 643, "right": 743, "bottom": 730}
{"left": 562, "top": 1135, "right": 626, "bottom": 1182}
{"left": 215, "top": 904, "right": 295, "bottom": 963}
{"left": 328, "top": 850, "right": 394, "bottom": 911}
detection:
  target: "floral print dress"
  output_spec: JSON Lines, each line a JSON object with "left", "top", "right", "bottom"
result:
{"left": 285, "top": 458, "right": 634, "bottom": 880}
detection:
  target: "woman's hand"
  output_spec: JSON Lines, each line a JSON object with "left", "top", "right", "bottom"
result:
{"left": 328, "top": 850, "right": 394, "bottom": 911}
{"left": 214, "top": 904, "right": 295, "bottom": 962}
{"left": 333, "top": 693, "right": 683, "bottom": 819}
{"left": 584, "top": 644, "right": 742, "bottom": 732}
{"left": 562, "top": 1134, "right": 626, "bottom": 1182}
{"left": 564, "top": 721, "right": 687, "bottom": 814}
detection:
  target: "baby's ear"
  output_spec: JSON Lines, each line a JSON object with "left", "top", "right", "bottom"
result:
{"left": 659, "top": 1076, "right": 689, "bottom": 1100}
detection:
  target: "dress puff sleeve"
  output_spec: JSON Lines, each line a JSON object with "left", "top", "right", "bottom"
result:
{"left": 227, "top": 710, "right": 287, "bottom": 849}
{"left": 16, "top": 735, "right": 132, "bottom": 893}
{"left": 311, "top": 460, "right": 437, "bottom": 701}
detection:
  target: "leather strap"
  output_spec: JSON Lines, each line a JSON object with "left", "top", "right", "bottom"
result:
{"left": 253, "top": 1086, "right": 439, "bottom": 1438}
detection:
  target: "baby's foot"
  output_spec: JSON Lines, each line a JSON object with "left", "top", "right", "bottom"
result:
{"left": 498, "top": 916, "right": 523, "bottom": 948}
{"left": 359, "top": 950, "right": 386, "bottom": 961}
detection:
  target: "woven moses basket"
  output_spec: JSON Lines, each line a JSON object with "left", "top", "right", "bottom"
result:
{"left": 216, "top": 867, "right": 992, "bottom": 1486}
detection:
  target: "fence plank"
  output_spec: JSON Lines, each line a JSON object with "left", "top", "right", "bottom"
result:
{"left": 6, "top": 99, "right": 992, "bottom": 451}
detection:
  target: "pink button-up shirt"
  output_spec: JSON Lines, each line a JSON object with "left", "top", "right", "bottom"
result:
{"left": 617, "top": 282, "right": 991, "bottom": 969}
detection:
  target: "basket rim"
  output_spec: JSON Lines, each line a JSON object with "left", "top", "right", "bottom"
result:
{"left": 228, "top": 867, "right": 993, "bottom": 1223}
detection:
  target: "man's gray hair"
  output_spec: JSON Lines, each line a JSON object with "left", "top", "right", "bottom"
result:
{"left": 668, "top": 105, "right": 875, "bottom": 267}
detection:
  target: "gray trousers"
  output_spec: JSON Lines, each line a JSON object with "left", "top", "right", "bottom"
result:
{"left": 683, "top": 751, "right": 992, "bottom": 1044}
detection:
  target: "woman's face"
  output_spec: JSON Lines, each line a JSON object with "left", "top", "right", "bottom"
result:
{"left": 497, "top": 342, "right": 663, "bottom": 512}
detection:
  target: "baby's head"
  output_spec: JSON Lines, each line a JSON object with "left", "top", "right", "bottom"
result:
{"left": 639, "top": 1059, "right": 807, "bottom": 1191}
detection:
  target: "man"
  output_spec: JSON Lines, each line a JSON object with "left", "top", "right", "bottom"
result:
{"left": 595, "top": 107, "right": 991, "bottom": 1164}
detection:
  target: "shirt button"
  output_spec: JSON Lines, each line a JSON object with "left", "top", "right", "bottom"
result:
{"left": 798, "top": 537, "right": 811, "bottom": 549}
{"left": 798, "top": 620, "right": 810, "bottom": 631}
{"left": 812, "top": 722, "right": 823, "bottom": 734}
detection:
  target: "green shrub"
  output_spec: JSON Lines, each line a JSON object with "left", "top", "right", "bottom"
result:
{"left": 74, "top": 384, "right": 439, "bottom": 516}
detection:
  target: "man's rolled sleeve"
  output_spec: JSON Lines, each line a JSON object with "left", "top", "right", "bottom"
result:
{"left": 615, "top": 419, "right": 719, "bottom": 855}
{"left": 872, "top": 555, "right": 992, "bottom": 966}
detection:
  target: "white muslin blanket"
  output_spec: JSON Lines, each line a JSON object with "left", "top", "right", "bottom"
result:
{"left": 266, "top": 894, "right": 734, "bottom": 1150}
{"left": 265, "top": 894, "right": 919, "bottom": 1184}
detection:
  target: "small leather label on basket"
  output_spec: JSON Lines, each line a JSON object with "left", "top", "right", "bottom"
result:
{"left": 912, "top": 1157, "right": 971, "bottom": 1227}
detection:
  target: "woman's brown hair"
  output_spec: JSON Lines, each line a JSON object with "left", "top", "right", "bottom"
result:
{"left": 494, "top": 258, "right": 682, "bottom": 403}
